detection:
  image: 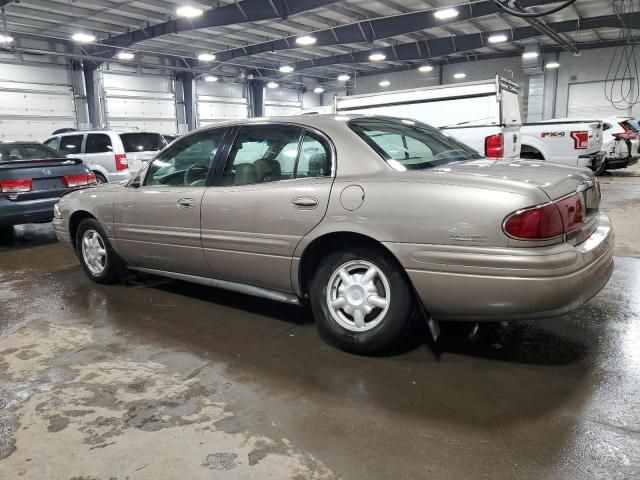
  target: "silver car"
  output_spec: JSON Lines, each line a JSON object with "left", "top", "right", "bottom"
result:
{"left": 53, "top": 116, "right": 614, "bottom": 354}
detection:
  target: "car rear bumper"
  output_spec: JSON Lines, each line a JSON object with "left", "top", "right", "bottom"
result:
{"left": 578, "top": 151, "right": 605, "bottom": 169}
{"left": 0, "top": 196, "right": 60, "bottom": 226}
{"left": 385, "top": 213, "right": 614, "bottom": 321}
{"left": 605, "top": 155, "right": 639, "bottom": 170}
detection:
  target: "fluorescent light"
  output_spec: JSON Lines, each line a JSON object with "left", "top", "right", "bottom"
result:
{"left": 545, "top": 62, "right": 560, "bottom": 69}
{"left": 369, "top": 52, "right": 386, "bottom": 62}
{"left": 434, "top": 8, "right": 459, "bottom": 20}
{"left": 176, "top": 6, "right": 203, "bottom": 18}
{"left": 379, "top": 80, "right": 391, "bottom": 87}
{"left": 267, "top": 81, "right": 279, "bottom": 89}
{"left": 337, "top": 74, "right": 351, "bottom": 82}
{"left": 279, "top": 65, "right": 294, "bottom": 73}
{"left": 418, "top": 65, "right": 433, "bottom": 73}
{"left": 71, "top": 32, "right": 96, "bottom": 43}
{"left": 453, "top": 73, "right": 466, "bottom": 79}
{"left": 117, "top": 52, "right": 135, "bottom": 60}
{"left": 198, "top": 53, "right": 216, "bottom": 62}
{"left": 296, "top": 35, "right": 317, "bottom": 46}
{"left": 522, "top": 51, "right": 539, "bottom": 59}
{"left": 313, "top": 87, "right": 325, "bottom": 94}
{"left": 0, "top": 34, "right": 13, "bottom": 43}
{"left": 204, "top": 75, "right": 218, "bottom": 82}
{"left": 488, "top": 34, "right": 508, "bottom": 44}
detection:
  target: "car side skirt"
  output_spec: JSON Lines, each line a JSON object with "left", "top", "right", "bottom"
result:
{"left": 127, "top": 266, "right": 301, "bottom": 306}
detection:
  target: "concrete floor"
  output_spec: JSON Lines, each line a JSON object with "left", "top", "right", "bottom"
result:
{"left": 1, "top": 166, "right": 639, "bottom": 480}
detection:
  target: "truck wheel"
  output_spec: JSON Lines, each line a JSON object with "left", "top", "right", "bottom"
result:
{"left": 75, "top": 218, "right": 122, "bottom": 284}
{"left": 309, "top": 247, "right": 415, "bottom": 354}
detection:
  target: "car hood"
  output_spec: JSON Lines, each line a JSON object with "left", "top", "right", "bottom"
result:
{"left": 413, "top": 158, "right": 596, "bottom": 200}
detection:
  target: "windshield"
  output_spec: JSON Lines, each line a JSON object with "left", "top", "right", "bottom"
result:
{"left": 119, "top": 133, "right": 167, "bottom": 153}
{"left": 349, "top": 118, "right": 482, "bottom": 170}
{"left": 0, "top": 144, "right": 60, "bottom": 161}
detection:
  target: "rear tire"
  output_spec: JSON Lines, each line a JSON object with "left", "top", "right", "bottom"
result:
{"left": 93, "top": 172, "right": 107, "bottom": 184}
{"left": 75, "top": 218, "right": 121, "bottom": 284}
{"left": 309, "top": 246, "right": 415, "bottom": 355}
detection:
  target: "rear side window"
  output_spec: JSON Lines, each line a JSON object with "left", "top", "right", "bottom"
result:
{"left": 43, "top": 137, "right": 59, "bottom": 150}
{"left": 85, "top": 134, "right": 113, "bottom": 154}
{"left": 59, "top": 135, "right": 84, "bottom": 155}
{"left": 120, "top": 133, "right": 166, "bottom": 153}
{"left": 296, "top": 131, "right": 331, "bottom": 178}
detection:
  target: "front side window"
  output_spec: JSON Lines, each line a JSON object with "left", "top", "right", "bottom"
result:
{"left": 59, "top": 135, "right": 84, "bottom": 155}
{"left": 85, "top": 134, "right": 113, "bottom": 154}
{"left": 349, "top": 119, "right": 481, "bottom": 170}
{"left": 145, "top": 129, "right": 226, "bottom": 187}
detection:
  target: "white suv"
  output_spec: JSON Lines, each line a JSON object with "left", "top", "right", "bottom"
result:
{"left": 44, "top": 130, "right": 171, "bottom": 184}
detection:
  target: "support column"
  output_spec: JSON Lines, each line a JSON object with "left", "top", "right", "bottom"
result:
{"left": 83, "top": 65, "right": 103, "bottom": 129}
{"left": 178, "top": 71, "right": 197, "bottom": 132}
{"left": 248, "top": 78, "right": 265, "bottom": 118}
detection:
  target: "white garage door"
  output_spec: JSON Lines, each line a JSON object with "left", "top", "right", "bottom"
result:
{"left": 568, "top": 79, "right": 634, "bottom": 118}
{"left": 101, "top": 71, "right": 178, "bottom": 134}
{"left": 0, "top": 62, "right": 77, "bottom": 141}
{"left": 197, "top": 81, "right": 248, "bottom": 126}
{"left": 265, "top": 88, "right": 302, "bottom": 117}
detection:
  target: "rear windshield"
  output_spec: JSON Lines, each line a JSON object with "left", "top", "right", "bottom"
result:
{"left": 349, "top": 118, "right": 482, "bottom": 170}
{"left": 119, "top": 133, "right": 167, "bottom": 153}
{"left": 0, "top": 144, "right": 60, "bottom": 162}
{"left": 622, "top": 119, "right": 640, "bottom": 132}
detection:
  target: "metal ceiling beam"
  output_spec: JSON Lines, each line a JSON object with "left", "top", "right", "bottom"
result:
{"left": 0, "top": 1, "right": 15, "bottom": 7}
{"left": 99, "top": 0, "right": 343, "bottom": 50}
{"left": 212, "top": 0, "right": 561, "bottom": 63}
{"left": 286, "top": 13, "right": 631, "bottom": 73}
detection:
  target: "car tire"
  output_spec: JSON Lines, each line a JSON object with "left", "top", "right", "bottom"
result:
{"left": 93, "top": 172, "right": 107, "bottom": 184}
{"left": 309, "top": 246, "right": 415, "bottom": 355}
{"left": 75, "top": 218, "right": 122, "bottom": 284}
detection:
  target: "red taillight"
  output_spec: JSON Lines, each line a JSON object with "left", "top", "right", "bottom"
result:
{"left": 0, "top": 178, "right": 32, "bottom": 193}
{"left": 504, "top": 193, "right": 585, "bottom": 240}
{"left": 63, "top": 173, "right": 98, "bottom": 188}
{"left": 115, "top": 153, "right": 128, "bottom": 171}
{"left": 485, "top": 133, "right": 504, "bottom": 158}
{"left": 613, "top": 132, "right": 637, "bottom": 140}
{"left": 570, "top": 131, "right": 589, "bottom": 149}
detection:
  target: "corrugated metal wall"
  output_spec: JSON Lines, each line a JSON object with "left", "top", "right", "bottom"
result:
{"left": 100, "top": 70, "right": 178, "bottom": 134}
{"left": 0, "top": 61, "right": 77, "bottom": 141}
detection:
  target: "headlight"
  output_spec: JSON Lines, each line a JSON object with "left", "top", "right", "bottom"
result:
{"left": 53, "top": 203, "right": 62, "bottom": 219}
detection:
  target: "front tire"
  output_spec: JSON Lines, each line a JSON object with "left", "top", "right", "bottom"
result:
{"left": 75, "top": 218, "right": 121, "bottom": 284}
{"left": 309, "top": 247, "right": 415, "bottom": 354}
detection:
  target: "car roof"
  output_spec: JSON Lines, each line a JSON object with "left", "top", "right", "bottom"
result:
{"left": 52, "top": 130, "right": 164, "bottom": 136}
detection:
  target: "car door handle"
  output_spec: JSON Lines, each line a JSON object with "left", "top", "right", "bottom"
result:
{"left": 176, "top": 198, "right": 196, "bottom": 209}
{"left": 292, "top": 197, "right": 319, "bottom": 209}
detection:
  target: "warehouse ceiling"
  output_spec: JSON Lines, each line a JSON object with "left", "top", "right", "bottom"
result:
{"left": 0, "top": 0, "right": 634, "bottom": 90}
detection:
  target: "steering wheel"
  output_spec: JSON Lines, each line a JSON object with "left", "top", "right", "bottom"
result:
{"left": 432, "top": 149, "right": 472, "bottom": 161}
{"left": 184, "top": 164, "right": 208, "bottom": 186}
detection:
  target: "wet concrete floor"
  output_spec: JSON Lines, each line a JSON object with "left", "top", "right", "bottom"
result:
{"left": 0, "top": 166, "right": 639, "bottom": 479}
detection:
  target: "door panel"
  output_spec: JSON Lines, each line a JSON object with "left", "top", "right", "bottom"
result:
{"left": 113, "top": 128, "right": 227, "bottom": 276}
{"left": 202, "top": 125, "right": 334, "bottom": 292}
{"left": 201, "top": 178, "right": 333, "bottom": 291}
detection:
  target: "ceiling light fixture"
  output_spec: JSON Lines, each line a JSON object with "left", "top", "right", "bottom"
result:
{"left": 0, "top": 34, "right": 14, "bottom": 43}
{"left": 522, "top": 51, "right": 539, "bottom": 59}
{"left": 369, "top": 52, "right": 386, "bottom": 62}
{"left": 296, "top": 35, "right": 317, "bottom": 46}
{"left": 279, "top": 65, "right": 294, "bottom": 73}
{"left": 488, "top": 34, "right": 508, "bottom": 44}
{"left": 198, "top": 53, "right": 216, "bottom": 62}
{"left": 117, "top": 52, "right": 135, "bottom": 60}
{"left": 71, "top": 32, "right": 96, "bottom": 43}
{"left": 313, "top": 87, "right": 325, "bottom": 94}
{"left": 379, "top": 80, "right": 391, "bottom": 87}
{"left": 267, "top": 81, "right": 279, "bottom": 89}
{"left": 453, "top": 73, "right": 466, "bottom": 79}
{"left": 337, "top": 74, "right": 351, "bottom": 82}
{"left": 545, "top": 62, "right": 560, "bottom": 69}
{"left": 434, "top": 8, "right": 459, "bottom": 20}
{"left": 204, "top": 75, "right": 218, "bottom": 82}
{"left": 176, "top": 6, "right": 203, "bottom": 18}
{"left": 418, "top": 65, "right": 434, "bottom": 72}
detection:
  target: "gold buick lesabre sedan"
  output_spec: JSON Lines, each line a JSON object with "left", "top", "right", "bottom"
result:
{"left": 54, "top": 115, "right": 614, "bottom": 354}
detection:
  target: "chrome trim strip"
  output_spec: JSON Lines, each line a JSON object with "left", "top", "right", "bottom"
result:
{"left": 127, "top": 266, "right": 301, "bottom": 305}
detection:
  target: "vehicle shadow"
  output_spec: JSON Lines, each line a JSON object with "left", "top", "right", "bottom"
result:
{"left": 0, "top": 223, "right": 58, "bottom": 251}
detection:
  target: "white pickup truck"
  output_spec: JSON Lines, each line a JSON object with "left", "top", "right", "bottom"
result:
{"left": 520, "top": 119, "right": 605, "bottom": 173}
{"left": 301, "top": 76, "right": 523, "bottom": 159}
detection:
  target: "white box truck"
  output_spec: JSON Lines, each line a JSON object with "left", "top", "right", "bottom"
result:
{"left": 301, "top": 76, "right": 522, "bottom": 159}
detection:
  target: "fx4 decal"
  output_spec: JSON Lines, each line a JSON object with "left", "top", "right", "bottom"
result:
{"left": 541, "top": 131, "right": 566, "bottom": 138}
